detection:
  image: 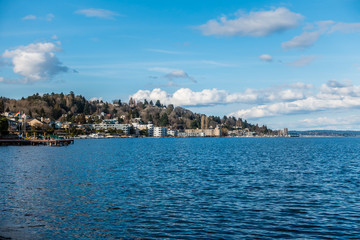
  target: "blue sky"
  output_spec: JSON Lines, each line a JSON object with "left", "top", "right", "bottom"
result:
{"left": 1, "top": 0, "right": 360, "bottom": 130}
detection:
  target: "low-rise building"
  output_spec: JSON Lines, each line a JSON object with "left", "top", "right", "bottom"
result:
{"left": 153, "top": 127, "right": 167, "bottom": 137}
{"left": 167, "top": 129, "right": 177, "bottom": 137}
{"left": 184, "top": 126, "right": 221, "bottom": 137}
{"left": 85, "top": 123, "right": 131, "bottom": 134}
{"left": 28, "top": 119, "right": 45, "bottom": 128}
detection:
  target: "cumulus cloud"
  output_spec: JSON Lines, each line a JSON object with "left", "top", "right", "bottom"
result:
{"left": 282, "top": 31, "right": 321, "bottom": 49}
{"left": 1, "top": 42, "right": 71, "bottom": 83}
{"left": 229, "top": 80, "right": 360, "bottom": 119}
{"left": 75, "top": 8, "right": 120, "bottom": 19}
{"left": 259, "top": 54, "right": 273, "bottom": 62}
{"left": 130, "top": 83, "right": 310, "bottom": 107}
{"left": 90, "top": 97, "right": 103, "bottom": 102}
{"left": 288, "top": 56, "right": 316, "bottom": 67}
{"left": 197, "top": 7, "right": 303, "bottom": 37}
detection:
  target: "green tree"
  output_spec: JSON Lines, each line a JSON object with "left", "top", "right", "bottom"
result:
{"left": 159, "top": 113, "right": 169, "bottom": 126}
{"left": 0, "top": 117, "right": 9, "bottom": 135}
{"left": 0, "top": 99, "right": 4, "bottom": 113}
{"left": 103, "top": 102, "right": 109, "bottom": 114}
{"left": 190, "top": 119, "right": 200, "bottom": 129}
{"left": 51, "top": 107, "right": 63, "bottom": 120}
{"left": 40, "top": 108, "right": 46, "bottom": 117}
{"left": 155, "top": 100, "right": 161, "bottom": 107}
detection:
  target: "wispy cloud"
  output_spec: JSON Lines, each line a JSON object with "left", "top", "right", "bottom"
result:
{"left": 75, "top": 8, "right": 121, "bottom": 19}
{"left": 282, "top": 31, "right": 321, "bottom": 50}
{"left": 22, "top": 15, "right": 37, "bottom": 20}
{"left": 282, "top": 20, "right": 360, "bottom": 50}
{"left": 46, "top": 13, "right": 55, "bottom": 21}
{"left": 197, "top": 7, "right": 303, "bottom": 37}
{"left": 22, "top": 13, "right": 55, "bottom": 21}
{"left": 146, "top": 49, "right": 183, "bottom": 55}
{"left": 201, "top": 60, "right": 234, "bottom": 67}
{"left": 329, "top": 22, "right": 360, "bottom": 33}
{"left": 287, "top": 55, "right": 316, "bottom": 67}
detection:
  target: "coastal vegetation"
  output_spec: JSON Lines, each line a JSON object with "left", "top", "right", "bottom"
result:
{"left": 0, "top": 92, "right": 273, "bottom": 136}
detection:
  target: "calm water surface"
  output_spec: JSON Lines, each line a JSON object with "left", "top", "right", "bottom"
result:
{"left": 1, "top": 137, "right": 360, "bottom": 239}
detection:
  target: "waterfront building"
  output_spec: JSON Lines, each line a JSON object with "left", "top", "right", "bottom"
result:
{"left": 154, "top": 127, "right": 167, "bottom": 137}
{"left": 184, "top": 126, "right": 221, "bottom": 137}
{"left": 85, "top": 123, "right": 131, "bottom": 134}
{"left": 147, "top": 123, "right": 154, "bottom": 137}
{"left": 167, "top": 129, "right": 177, "bottom": 137}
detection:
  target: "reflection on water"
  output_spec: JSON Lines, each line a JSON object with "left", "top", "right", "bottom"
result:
{"left": 1, "top": 138, "right": 360, "bottom": 239}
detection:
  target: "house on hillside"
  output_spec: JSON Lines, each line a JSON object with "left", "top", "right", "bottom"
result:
{"left": 28, "top": 119, "right": 45, "bottom": 128}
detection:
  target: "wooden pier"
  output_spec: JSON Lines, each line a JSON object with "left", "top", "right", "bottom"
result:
{"left": 0, "top": 139, "right": 74, "bottom": 146}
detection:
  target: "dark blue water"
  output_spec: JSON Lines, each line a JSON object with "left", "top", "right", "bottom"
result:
{"left": 1, "top": 138, "right": 360, "bottom": 239}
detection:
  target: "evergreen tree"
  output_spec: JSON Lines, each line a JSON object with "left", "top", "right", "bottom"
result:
{"left": 159, "top": 113, "right": 169, "bottom": 126}
{"left": 0, "top": 116, "right": 9, "bottom": 135}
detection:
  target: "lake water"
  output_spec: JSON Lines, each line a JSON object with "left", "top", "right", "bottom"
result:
{"left": 1, "top": 137, "right": 360, "bottom": 239}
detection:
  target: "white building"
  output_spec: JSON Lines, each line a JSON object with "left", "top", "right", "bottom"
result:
{"left": 86, "top": 124, "right": 130, "bottom": 134}
{"left": 153, "top": 127, "right": 167, "bottom": 137}
{"left": 167, "top": 129, "right": 177, "bottom": 137}
{"left": 147, "top": 123, "right": 154, "bottom": 137}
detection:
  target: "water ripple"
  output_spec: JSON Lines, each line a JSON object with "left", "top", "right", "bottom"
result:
{"left": 1, "top": 137, "right": 360, "bottom": 239}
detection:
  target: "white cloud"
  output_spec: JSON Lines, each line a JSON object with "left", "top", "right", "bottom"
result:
{"left": 149, "top": 67, "right": 196, "bottom": 83}
{"left": 75, "top": 8, "right": 120, "bottom": 19}
{"left": 282, "top": 20, "right": 360, "bottom": 50}
{"left": 330, "top": 22, "right": 360, "bottom": 33}
{"left": 229, "top": 80, "right": 360, "bottom": 119}
{"left": 1, "top": 42, "right": 71, "bottom": 83}
{"left": 22, "top": 13, "right": 54, "bottom": 21}
{"left": 282, "top": 31, "right": 321, "bottom": 49}
{"left": 201, "top": 60, "right": 233, "bottom": 67}
{"left": 165, "top": 70, "right": 196, "bottom": 83}
{"left": 22, "top": 15, "right": 37, "bottom": 20}
{"left": 46, "top": 13, "right": 55, "bottom": 21}
{"left": 288, "top": 56, "right": 316, "bottom": 67}
{"left": 90, "top": 97, "right": 103, "bottom": 102}
{"left": 197, "top": 7, "right": 303, "bottom": 37}
{"left": 259, "top": 54, "right": 273, "bottom": 62}
{"left": 299, "top": 116, "right": 360, "bottom": 130}
{"left": 147, "top": 49, "right": 183, "bottom": 55}
{"left": 130, "top": 83, "right": 310, "bottom": 106}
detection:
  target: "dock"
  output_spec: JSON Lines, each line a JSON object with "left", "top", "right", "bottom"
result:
{"left": 0, "top": 139, "right": 74, "bottom": 146}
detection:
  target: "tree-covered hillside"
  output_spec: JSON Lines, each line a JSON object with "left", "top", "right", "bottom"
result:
{"left": 0, "top": 92, "right": 272, "bottom": 134}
